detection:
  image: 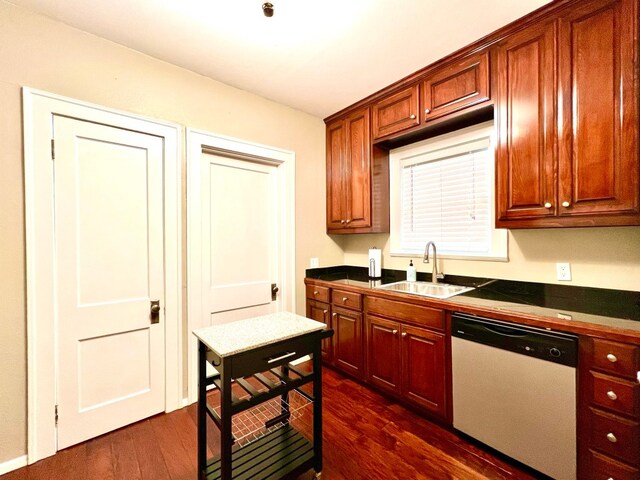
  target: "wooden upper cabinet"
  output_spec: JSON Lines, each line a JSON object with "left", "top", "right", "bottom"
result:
{"left": 496, "top": 0, "right": 640, "bottom": 228}
{"left": 495, "top": 20, "right": 557, "bottom": 223}
{"left": 557, "top": 0, "right": 639, "bottom": 220}
{"left": 422, "top": 51, "right": 490, "bottom": 123}
{"left": 326, "top": 120, "right": 346, "bottom": 230}
{"left": 326, "top": 107, "right": 389, "bottom": 234}
{"left": 372, "top": 85, "right": 420, "bottom": 140}
{"left": 325, "top": 108, "right": 371, "bottom": 231}
{"left": 344, "top": 109, "right": 371, "bottom": 229}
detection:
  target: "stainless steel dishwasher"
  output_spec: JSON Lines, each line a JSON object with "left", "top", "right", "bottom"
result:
{"left": 451, "top": 312, "right": 578, "bottom": 480}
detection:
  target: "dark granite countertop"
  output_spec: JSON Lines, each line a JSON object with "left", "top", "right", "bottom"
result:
{"left": 305, "top": 266, "right": 640, "bottom": 336}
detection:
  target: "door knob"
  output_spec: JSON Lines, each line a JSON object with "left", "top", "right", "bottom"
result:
{"left": 271, "top": 283, "right": 279, "bottom": 301}
{"left": 150, "top": 300, "right": 160, "bottom": 324}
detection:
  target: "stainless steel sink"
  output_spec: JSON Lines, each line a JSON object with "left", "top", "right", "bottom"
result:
{"left": 375, "top": 281, "right": 474, "bottom": 299}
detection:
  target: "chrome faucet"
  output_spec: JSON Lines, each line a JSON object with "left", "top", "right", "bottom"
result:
{"left": 423, "top": 241, "right": 444, "bottom": 284}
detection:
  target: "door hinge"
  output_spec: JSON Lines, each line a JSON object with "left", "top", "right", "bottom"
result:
{"left": 51, "top": 139, "right": 55, "bottom": 160}
{"left": 55, "top": 405, "right": 58, "bottom": 425}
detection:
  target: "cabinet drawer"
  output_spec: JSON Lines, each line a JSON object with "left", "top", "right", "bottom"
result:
{"left": 306, "top": 284, "right": 330, "bottom": 303}
{"left": 586, "top": 449, "right": 639, "bottom": 480}
{"left": 364, "top": 296, "right": 444, "bottom": 332}
{"left": 331, "top": 289, "right": 362, "bottom": 310}
{"left": 372, "top": 84, "right": 420, "bottom": 139}
{"left": 592, "top": 371, "right": 640, "bottom": 418}
{"left": 589, "top": 408, "right": 640, "bottom": 466}
{"left": 592, "top": 338, "right": 640, "bottom": 379}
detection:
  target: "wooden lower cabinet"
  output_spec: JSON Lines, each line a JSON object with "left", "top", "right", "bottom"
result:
{"left": 578, "top": 336, "right": 640, "bottom": 479}
{"left": 332, "top": 306, "right": 364, "bottom": 379}
{"left": 366, "top": 313, "right": 447, "bottom": 419}
{"left": 306, "top": 299, "right": 332, "bottom": 363}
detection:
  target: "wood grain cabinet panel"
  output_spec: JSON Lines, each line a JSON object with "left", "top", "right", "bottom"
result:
{"left": 366, "top": 315, "right": 401, "bottom": 395}
{"left": 372, "top": 84, "right": 420, "bottom": 140}
{"left": 401, "top": 325, "right": 446, "bottom": 417}
{"left": 422, "top": 51, "right": 490, "bottom": 123}
{"left": 589, "top": 408, "right": 640, "bottom": 466}
{"left": 557, "top": 0, "right": 639, "bottom": 219}
{"left": 306, "top": 299, "right": 332, "bottom": 363}
{"left": 586, "top": 449, "right": 640, "bottom": 480}
{"left": 332, "top": 306, "right": 364, "bottom": 379}
{"left": 495, "top": 19, "right": 557, "bottom": 223}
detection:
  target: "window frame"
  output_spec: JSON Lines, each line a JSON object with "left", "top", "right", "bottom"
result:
{"left": 389, "top": 121, "right": 508, "bottom": 261}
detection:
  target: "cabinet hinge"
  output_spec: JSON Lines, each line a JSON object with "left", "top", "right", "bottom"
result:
{"left": 51, "top": 139, "right": 55, "bottom": 160}
{"left": 55, "top": 405, "right": 58, "bottom": 425}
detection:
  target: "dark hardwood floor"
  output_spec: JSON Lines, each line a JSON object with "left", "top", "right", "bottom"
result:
{"left": 1, "top": 368, "right": 539, "bottom": 480}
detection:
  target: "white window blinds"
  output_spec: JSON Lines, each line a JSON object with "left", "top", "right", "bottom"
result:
{"left": 388, "top": 119, "right": 509, "bottom": 260}
{"left": 399, "top": 138, "right": 492, "bottom": 255}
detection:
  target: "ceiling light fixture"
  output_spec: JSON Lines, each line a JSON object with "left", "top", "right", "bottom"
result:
{"left": 262, "top": 2, "right": 274, "bottom": 17}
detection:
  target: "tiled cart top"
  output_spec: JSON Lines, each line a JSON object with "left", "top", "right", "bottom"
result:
{"left": 192, "top": 311, "right": 325, "bottom": 358}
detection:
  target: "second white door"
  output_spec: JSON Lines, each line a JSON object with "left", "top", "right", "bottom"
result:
{"left": 201, "top": 152, "right": 280, "bottom": 324}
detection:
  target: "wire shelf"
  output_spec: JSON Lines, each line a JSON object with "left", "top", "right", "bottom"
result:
{"left": 211, "top": 388, "right": 313, "bottom": 448}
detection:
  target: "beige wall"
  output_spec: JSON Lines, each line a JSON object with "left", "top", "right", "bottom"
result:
{"left": 0, "top": 1, "right": 344, "bottom": 463}
{"left": 341, "top": 227, "right": 640, "bottom": 291}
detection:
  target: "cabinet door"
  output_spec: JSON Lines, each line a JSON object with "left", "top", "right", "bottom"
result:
{"left": 558, "top": 0, "right": 639, "bottom": 218}
{"left": 422, "top": 51, "right": 490, "bottom": 123}
{"left": 495, "top": 20, "right": 557, "bottom": 223}
{"left": 306, "top": 299, "right": 332, "bottom": 363}
{"left": 372, "top": 84, "right": 420, "bottom": 139}
{"left": 401, "top": 325, "right": 446, "bottom": 417}
{"left": 332, "top": 306, "right": 364, "bottom": 379}
{"left": 344, "top": 108, "right": 371, "bottom": 229}
{"left": 366, "top": 315, "right": 401, "bottom": 395}
{"left": 326, "top": 119, "right": 346, "bottom": 230}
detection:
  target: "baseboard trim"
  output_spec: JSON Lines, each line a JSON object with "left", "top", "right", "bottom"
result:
{"left": 0, "top": 455, "right": 27, "bottom": 475}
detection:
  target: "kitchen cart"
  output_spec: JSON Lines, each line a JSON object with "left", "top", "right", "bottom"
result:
{"left": 193, "top": 312, "right": 333, "bottom": 480}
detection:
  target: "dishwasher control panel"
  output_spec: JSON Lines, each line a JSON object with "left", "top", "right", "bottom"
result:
{"left": 452, "top": 312, "right": 578, "bottom": 367}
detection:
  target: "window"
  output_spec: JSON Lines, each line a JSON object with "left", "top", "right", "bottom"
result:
{"left": 389, "top": 122, "right": 507, "bottom": 260}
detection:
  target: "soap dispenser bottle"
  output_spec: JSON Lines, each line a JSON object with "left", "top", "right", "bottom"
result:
{"left": 407, "top": 260, "right": 416, "bottom": 282}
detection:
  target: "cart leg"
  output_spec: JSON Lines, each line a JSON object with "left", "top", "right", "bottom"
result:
{"left": 197, "top": 342, "right": 207, "bottom": 480}
{"left": 312, "top": 349, "right": 323, "bottom": 474}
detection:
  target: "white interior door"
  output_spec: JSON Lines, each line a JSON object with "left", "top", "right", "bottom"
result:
{"left": 54, "top": 115, "right": 165, "bottom": 449}
{"left": 201, "top": 152, "right": 280, "bottom": 324}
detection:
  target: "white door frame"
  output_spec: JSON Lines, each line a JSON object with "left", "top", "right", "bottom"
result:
{"left": 23, "top": 88, "right": 183, "bottom": 463}
{"left": 186, "top": 128, "right": 296, "bottom": 403}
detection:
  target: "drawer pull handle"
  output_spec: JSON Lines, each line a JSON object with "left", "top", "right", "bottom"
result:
{"left": 401, "top": 332, "right": 407, "bottom": 337}
{"left": 267, "top": 351, "right": 297, "bottom": 364}
{"left": 392, "top": 329, "right": 398, "bottom": 335}
{"left": 544, "top": 202, "right": 552, "bottom": 209}
{"left": 607, "top": 390, "right": 618, "bottom": 401}
{"left": 607, "top": 353, "right": 618, "bottom": 363}
{"left": 342, "top": 297, "right": 348, "bottom": 303}
{"left": 606, "top": 432, "right": 617, "bottom": 443}
{"left": 332, "top": 313, "right": 337, "bottom": 318}
{"left": 322, "top": 310, "right": 328, "bottom": 315}
{"left": 313, "top": 290, "right": 319, "bottom": 296}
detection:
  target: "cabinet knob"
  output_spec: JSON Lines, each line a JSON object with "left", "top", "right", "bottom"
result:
{"left": 401, "top": 332, "right": 407, "bottom": 337}
{"left": 409, "top": 114, "right": 416, "bottom": 119}
{"left": 322, "top": 310, "right": 328, "bottom": 315}
{"left": 340, "top": 220, "right": 345, "bottom": 224}
{"left": 562, "top": 201, "right": 570, "bottom": 208}
{"left": 606, "top": 432, "right": 617, "bottom": 443}
{"left": 345, "top": 219, "right": 351, "bottom": 224}
{"left": 392, "top": 329, "right": 398, "bottom": 335}
{"left": 544, "top": 202, "right": 552, "bottom": 209}
{"left": 607, "top": 390, "right": 618, "bottom": 401}
{"left": 313, "top": 290, "right": 319, "bottom": 296}
{"left": 342, "top": 297, "right": 348, "bottom": 303}
{"left": 607, "top": 353, "right": 618, "bottom": 363}
{"left": 424, "top": 108, "right": 431, "bottom": 114}
{"left": 332, "top": 313, "right": 337, "bottom": 318}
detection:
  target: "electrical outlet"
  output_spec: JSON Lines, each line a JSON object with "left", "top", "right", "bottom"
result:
{"left": 309, "top": 257, "right": 319, "bottom": 268}
{"left": 556, "top": 262, "right": 571, "bottom": 281}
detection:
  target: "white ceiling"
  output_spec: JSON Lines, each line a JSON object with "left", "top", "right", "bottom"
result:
{"left": 9, "top": 0, "right": 552, "bottom": 118}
